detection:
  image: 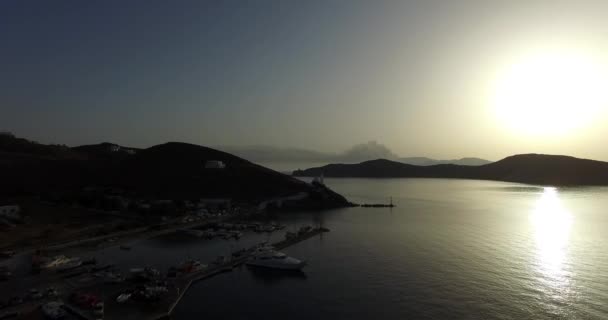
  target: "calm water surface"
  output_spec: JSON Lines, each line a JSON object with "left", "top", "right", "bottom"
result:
{"left": 107, "top": 179, "right": 608, "bottom": 319}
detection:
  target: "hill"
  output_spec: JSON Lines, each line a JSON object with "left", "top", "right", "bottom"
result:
{"left": 293, "top": 154, "right": 608, "bottom": 186}
{"left": 0, "top": 136, "right": 350, "bottom": 208}
{"left": 399, "top": 157, "right": 491, "bottom": 166}
{"left": 219, "top": 142, "right": 491, "bottom": 167}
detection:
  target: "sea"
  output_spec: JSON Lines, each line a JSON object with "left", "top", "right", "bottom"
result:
{"left": 168, "top": 178, "right": 608, "bottom": 319}
{"left": 14, "top": 178, "right": 606, "bottom": 319}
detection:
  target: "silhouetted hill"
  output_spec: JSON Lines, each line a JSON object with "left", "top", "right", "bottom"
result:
{"left": 399, "top": 157, "right": 491, "bottom": 166}
{"left": 116, "top": 142, "right": 315, "bottom": 199}
{"left": 220, "top": 142, "right": 491, "bottom": 166}
{"left": 293, "top": 154, "right": 608, "bottom": 186}
{"left": 72, "top": 142, "right": 139, "bottom": 157}
{"left": 0, "top": 136, "right": 350, "bottom": 207}
{"left": 0, "top": 132, "right": 82, "bottom": 160}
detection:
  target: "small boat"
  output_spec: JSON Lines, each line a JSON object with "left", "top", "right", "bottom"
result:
{"left": 45, "top": 287, "right": 59, "bottom": 298}
{"left": 116, "top": 293, "right": 131, "bottom": 304}
{"left": 246, "top": 246, "right": 306, "bottom": 271}
{"left": 178, "top": 260, "right": 207, "bottom": 273}
{"left": 212, "top": 256, "right": 231, "bottom": 266}
{"left": 0, "top": 266, "right": 12, "bottom": 281}
{"left": 41, "top": 255, "right": 82, "bottom": 270}
{"left": 39, "top": 255, "right": 82, "bottom": 272}
{"left": 103, "top": 271, "right": 126, "bottom": 284}
{"left": 119, "top": 245, "right": 131, "bottom": 250}
{"left": 201, "top": 229, "right": 216, "bottom": 239}
{"left": 181, "top": 229, "right": 204, "bottom": 237}
{"left": 93, "top": 301, "right": 104, "bottom": 317}
{"left": 129, "top": 267, "right": 160, "bottom": 281}
{"left": 41, "top": 302, "right": 66, "bottom": 319}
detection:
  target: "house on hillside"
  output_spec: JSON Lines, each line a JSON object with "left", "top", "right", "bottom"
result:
{"left": 204, "top": 160, "right": 226, "bottom": 169}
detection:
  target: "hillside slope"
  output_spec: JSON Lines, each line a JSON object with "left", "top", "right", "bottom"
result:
{"left": 0, "top": 136, "right": 349, "bottom": 207}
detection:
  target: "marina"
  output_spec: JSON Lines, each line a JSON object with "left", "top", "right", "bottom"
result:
{"left": 0, "top": 225, "right": 329, "bottom": 320}
{"left": 105, "top": 226, "right": 328, "bottom": 320}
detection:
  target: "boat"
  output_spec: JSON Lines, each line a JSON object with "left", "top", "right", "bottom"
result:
{"left": 93, "top": 301, "right": 104, "bottom": 317}
{"left": 119, "top": 245, "right": 131, "bottom": 250}
{"left": 201, "top": 229, "right": 216, "bottom": 239}
{"left": 40, "top": 255, "right": 82, "bottom": 272}
{"left": 212, "top": 255, "right": 231, "bottom": 266}
{"left": 0, "top": 250, "right": 15, "bottom": 258}
{"left": 181, "top": 229, "right": 204, "bottom": 237}
{"left": 28, "top": 288, "right": 44, "bottom": 300}
{"left": 129, "top": 267, "right": 160, "bottom": 281}
{"left": 0, "top": 266, "right": 12, "bottom": 281}
{"left": 41, "top": 302, "right": 66, "bottom": 319}
{"left": 246, "top": 246, "right": 306, "bottom": 271}
{"left": 177, "top": 260, "right": 207, "bottom": 273}
{"left": 103, "top": 271, "right": 126, "bottom": 284}
{"left": 40, "top": 255, "right": 82, "bottom": 270}
{"left": 45, "top": 287, "right": 59, "bottom": 298}
{"left": 116, "top": 293, "right": 131, "bottom": 304}
{"left": 56, "top": 258, "right": 83, "bottom": 272}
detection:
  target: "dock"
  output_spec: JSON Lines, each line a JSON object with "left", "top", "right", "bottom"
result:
{"left": 103, "top": 227, "right": 330, "bottom": 320}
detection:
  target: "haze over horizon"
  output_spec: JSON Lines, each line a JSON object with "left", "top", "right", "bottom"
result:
{"left": 3, "top": 1, "right": 608, "bottom": 161}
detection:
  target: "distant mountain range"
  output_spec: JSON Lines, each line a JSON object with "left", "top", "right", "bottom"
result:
{"left": 293, "top": 154, "right": 608, "bottom": 186}
{"left": 218, "top": 141, "right": 491, "bottom": 167}
{"left": 0, "top": 134, "right": 349, "bottom": 208}
{"left": 397, "top": 157, "right": 490, "bottom": 166}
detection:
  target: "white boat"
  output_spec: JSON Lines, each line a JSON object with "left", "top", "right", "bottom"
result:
{"left": 246, "top": 246, "right": 306, "bottom": 271}
{"left": 41, "top": 255, "right": 82, "bottom": 271}
{"left": 116, "top": 293, "right": 131, "bottom": 303}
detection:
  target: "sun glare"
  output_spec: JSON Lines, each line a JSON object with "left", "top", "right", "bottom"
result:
{"left": 493, "top": 50, "right": 608, "bottom": 136}
{"left": 530, "top": 187, "right": 572, "bottom": 285}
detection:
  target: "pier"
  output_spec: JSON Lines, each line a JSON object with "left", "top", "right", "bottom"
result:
{"left": 103, "top": 227, "right": 330, "bottom": 320}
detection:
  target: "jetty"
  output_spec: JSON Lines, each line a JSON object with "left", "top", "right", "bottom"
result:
{"left": 103, "top": 227, "right": 329, "bottom": 320}
{"left": 358, "top": 196, "right": 395, "bottom": 208}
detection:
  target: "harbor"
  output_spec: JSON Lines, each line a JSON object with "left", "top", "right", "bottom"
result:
{"left": 104, "top": 226, "right": 328, "bottom": 320}
{"left": 0, "top": 224, "right": 329, "bottom": 320}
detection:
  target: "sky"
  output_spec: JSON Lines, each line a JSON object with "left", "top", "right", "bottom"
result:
{"left": 2, "top": 0, "right": 608, "bottom": 161}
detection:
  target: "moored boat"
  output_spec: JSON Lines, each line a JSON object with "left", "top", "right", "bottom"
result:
{"left": 246, "top": 246, "right": 306, "bottom": 271}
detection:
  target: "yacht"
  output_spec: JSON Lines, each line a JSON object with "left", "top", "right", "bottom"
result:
{"left": 246, "top": 246, "right": 306, "bottom": 271}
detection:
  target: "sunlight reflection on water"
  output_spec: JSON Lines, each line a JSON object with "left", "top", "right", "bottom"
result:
{"left": 530, "top": 187, "right": 572, "bottom": 289}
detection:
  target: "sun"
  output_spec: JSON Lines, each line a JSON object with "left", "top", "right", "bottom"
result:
{"left": 492, "top": 50, "right": 608, "bottom": 136}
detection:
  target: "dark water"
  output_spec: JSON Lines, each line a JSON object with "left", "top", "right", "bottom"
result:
{"left": 92, "top": 179, "right": 608, "bottom": 319}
